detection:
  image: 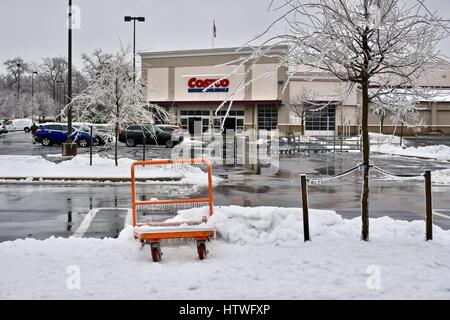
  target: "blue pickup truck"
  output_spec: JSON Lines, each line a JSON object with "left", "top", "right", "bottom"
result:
{"left": 33, "top": 123, "right": 96, "bottom": 147}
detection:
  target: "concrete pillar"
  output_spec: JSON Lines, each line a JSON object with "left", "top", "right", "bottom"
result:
{"left": 431, "top": 102, "right": 438, "bottom": 130}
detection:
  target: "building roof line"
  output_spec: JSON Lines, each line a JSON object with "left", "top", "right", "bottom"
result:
{"left": 139, "top": 45, "right": 288, "bottom": 59}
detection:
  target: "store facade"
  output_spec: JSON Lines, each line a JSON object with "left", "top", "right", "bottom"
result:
{"left": 140, "top": 46, "right": 290, "bottom": 135}
{"left": 140, "top": 47, "right": 450, "bottom": 136}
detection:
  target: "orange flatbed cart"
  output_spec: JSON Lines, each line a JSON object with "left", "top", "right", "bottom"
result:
{"left": 131, "top": 158, "right": 215, "bottom": 262}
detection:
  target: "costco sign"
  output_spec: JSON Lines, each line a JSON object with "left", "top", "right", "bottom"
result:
{"left": 187, "top": 77, "right": 230, "bottom": 93}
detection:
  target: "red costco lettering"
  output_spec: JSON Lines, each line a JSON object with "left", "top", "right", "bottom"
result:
{"left": 188, "top": 78, "right": 197, "bottom": 88}
{"left": 187, "top": 77, "right": 230, "bottom": 88}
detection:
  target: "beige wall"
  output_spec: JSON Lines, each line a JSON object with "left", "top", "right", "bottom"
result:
{"left": 289, "top": 80, "right": 357, "bottom": 106}
{"left": 147, "top": 68, "right": 169, "bottom": 101}
{"left": 140, "top": 49, "right": 450, "bottom": 135}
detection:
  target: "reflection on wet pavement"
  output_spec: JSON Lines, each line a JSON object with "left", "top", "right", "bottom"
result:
{"left": 1, "top": 133, "right": 450, "bottom": 242}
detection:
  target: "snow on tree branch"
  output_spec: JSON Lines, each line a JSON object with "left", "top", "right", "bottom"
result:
{"left": 65, "top": 49, "right": 168, "bottom": 165}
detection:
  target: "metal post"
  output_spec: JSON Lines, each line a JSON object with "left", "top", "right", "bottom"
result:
{"left": 425, "top": 170, "right": 433, "bottom": 241}
{"left": 333, "top": 124, "right": 336, "bottom": 153}
{"left": 133, "top": 19, "right": 136, "bottom": 83}
{"left": 67, "top": 0, "right": 73, "bottom": 140}
{"left": 63, "top": 0, "right": 77, "bottom": 156}
{"left": 142, "top": 126, "right": 146, "bottom": 161}
{"left": 90, "top": 125, "right": 93, "bottom": 166}
{"left": 16, "top": 63, "right": 21, "bottom": 100}
{"left": 301, "top": 174, "right": 310, "bottom": 242}
{"left": 31, "top": 72, "right": 35, "bottom": 121}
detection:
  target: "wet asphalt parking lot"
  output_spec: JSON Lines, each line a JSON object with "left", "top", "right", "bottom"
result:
{"left": 1, "top": 131, "right": 450, "bottom": 242}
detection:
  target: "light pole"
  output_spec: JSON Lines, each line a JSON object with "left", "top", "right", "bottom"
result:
{"left": 63, "top": 0, "right": 77, "bottom": 156}
{"left": 125, "top": 16, "right": 146, "bottom": 160}
{"left": 124, "top": 16, "right": 145, "bottom": 83}
{"left": 31, "top": 71, "right": 38, "bottom": 121}
{"left": 16, "top": 63, "right": 22, "bottom": 100}
{"left": 56, "top": 80, "right": 64, "bottom": 122}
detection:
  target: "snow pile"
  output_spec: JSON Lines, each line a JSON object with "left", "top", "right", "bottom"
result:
{"left": 0, "top": 155, "right": 216, "bottom": 185}
{"left": 431, "top": 169, "right": 450, "bottom": 184}
{"left": 372, "top": 144, "right": 450, "bottom": 161}
{"left": 369, "top": 132, "right": 402, "bottom": 146}
{"left": 1, "top": 206, "right": 450, "bottom": 299}
{"left": 171, "top": 206, "right": 450, "bottom": 244}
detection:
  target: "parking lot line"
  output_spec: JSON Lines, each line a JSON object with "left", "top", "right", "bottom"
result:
{"left": 72, "top": 208, "right": 100, "bottom": 238}
{"left": 433, "top": 210, "right": 450, "bottom": 220}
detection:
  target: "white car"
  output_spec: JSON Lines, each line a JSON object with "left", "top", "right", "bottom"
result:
{"left": 4, "top": 119, "right": 34, "bottom": 133}
{"left": 0, "top": 120, "right": 7, "bottom": 134}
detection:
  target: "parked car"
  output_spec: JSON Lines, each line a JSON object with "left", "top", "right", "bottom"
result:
{"left": 73, "top": 124, "right": 113, "bottom": 146}
{"left": 4, "top": 119, "right": 34, "bottom": 132}
{"left": 0, "top": 120, "right": 7, "bottom": 135}
{"left": 33, "top": 123, "right": 97, "bottom": 147}
{"left": 118, "top": 124, "right": 183, "bottom": 148}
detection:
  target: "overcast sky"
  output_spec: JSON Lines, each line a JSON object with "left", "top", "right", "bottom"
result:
{"left": 1, "top": 0, "right": 449, "bottom": 74}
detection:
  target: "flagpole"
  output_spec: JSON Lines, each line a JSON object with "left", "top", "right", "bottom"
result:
{"left": 212, "top": 19, "right": 216, "bottom": 48}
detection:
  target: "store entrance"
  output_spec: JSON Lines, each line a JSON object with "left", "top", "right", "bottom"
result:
{"left": 223, "top": 117, "right": 236, "bottom": 133}
{"left": 188, "top": 117, "right": 202, "bottom": 135}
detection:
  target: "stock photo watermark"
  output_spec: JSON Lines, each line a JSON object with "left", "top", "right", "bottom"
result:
{"left": 366, "top": 265, "right": 382, "bottom": 290}
{"left": 66, "top": 265, "right": 81, "bottom": 290}
{"left": 67, "top": 5, "right": 81, "bottom": 30}
{"left": 170, "top": 128, "right": 281, "bottom": 175}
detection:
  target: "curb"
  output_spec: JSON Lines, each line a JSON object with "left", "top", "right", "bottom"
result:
{"left": 372, "top": 152, "right": 445, "bottom": 162}
{"left": 0, "top": 176, "right": 183, "bottom": 183}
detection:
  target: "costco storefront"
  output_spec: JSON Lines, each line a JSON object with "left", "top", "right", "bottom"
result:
{"left": 139, "top": 46, "right": 291, "bottom": 134}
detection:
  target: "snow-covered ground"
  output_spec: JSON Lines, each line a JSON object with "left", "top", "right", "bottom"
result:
{"left": 1, "top": 206, "right": 449, "bottom": 299}
{"left": 372, "top": 144, "right": 450, "bottom": 162}
{"left": 0, "top": 155, "right": 215, "bottom": 185}
{"left": 367, "top": 132, "right": 450, "bottom": 161}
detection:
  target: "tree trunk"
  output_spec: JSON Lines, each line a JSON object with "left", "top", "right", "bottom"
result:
{"left": 301, "top": 115, "right": 305, "bottom": 135}
{"left": 400, "top": 122, "right": 404, "bottom": 147}
{"left": 380, "top": 115, "right": 384, "bottom": 134}
{"left": 115, "top": 122, "right": 119, "bottom": 167}
{"left": 361, "top": 80, "right": 370, "bottom": 242}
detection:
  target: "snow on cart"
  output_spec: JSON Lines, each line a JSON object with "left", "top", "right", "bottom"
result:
{"left": 131, "top": 159, "right": 215, "bottom": 262}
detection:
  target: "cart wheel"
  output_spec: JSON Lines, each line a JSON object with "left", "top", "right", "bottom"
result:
{"left": 197, "top": 242, "right": 207, "bottom": 260}
{"left": 150, "top": 243, "right": 162, "bottom": 262}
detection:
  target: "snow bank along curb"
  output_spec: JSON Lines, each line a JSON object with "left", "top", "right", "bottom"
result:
{"left": 0, "top": 155, "right": 218, "bottom": 186}
{"left": 372, "top": 144, "right": 450, "bottom": 162}
{"left": 1, "top": 206, "right": 449, "bottom": 299}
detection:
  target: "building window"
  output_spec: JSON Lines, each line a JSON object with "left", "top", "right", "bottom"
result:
{"left": 305, "top": 102, "right": 337, "bottom": 131}
{"left": 258, "top": 104, "right": 278, "bottom": 130}
{"left": 213, "top": 110, "right": 245, "bottom": 133}
{"left": 179, "top": 109, "right": 211, "bottom": 135}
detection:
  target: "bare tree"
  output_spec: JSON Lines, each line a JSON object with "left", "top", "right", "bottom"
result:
{"left": 4, "top": 57, "right": 28, "bottom": 97}
{"left": 69, "top": 50, "right": 168, "bottom": 166}
{"left": 33, "top": 92, "right": 58, "bottom": 122}
{"left": 0, "top": 90, "right": 16, "bottom": 118}
{"left": 289, "top": 89, "right": 315, "bottom": 135}
{"left": 370, "top": 103, "right": 389, "bottom": 134}
{"left": 81, "top": 49, "right": 114, "bottom": 81}
{"left": 36, "top": 57, "right": 68, "bottom": 100}
{"left": 215, "top": 0, "right": 449, "bottom": 240}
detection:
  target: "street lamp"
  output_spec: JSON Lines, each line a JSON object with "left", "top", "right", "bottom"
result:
{"left": 31, "top": 71, "right": 38, "bottom": 121}
{"left": 16, "top": 63, "right": 22, "bottom": 100}
{"left": 124, "top": 16, "right": 145, "bottom": 83}
{"left": 63, "top": 0, "right": 77, "bottom": 156}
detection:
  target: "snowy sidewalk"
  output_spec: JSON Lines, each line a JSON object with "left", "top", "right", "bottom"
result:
{"left": 1, "top": 206, "right": 449, "bottom": 299}
{"left": 0, "top": 155, "right": 214, "bottom": 185}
